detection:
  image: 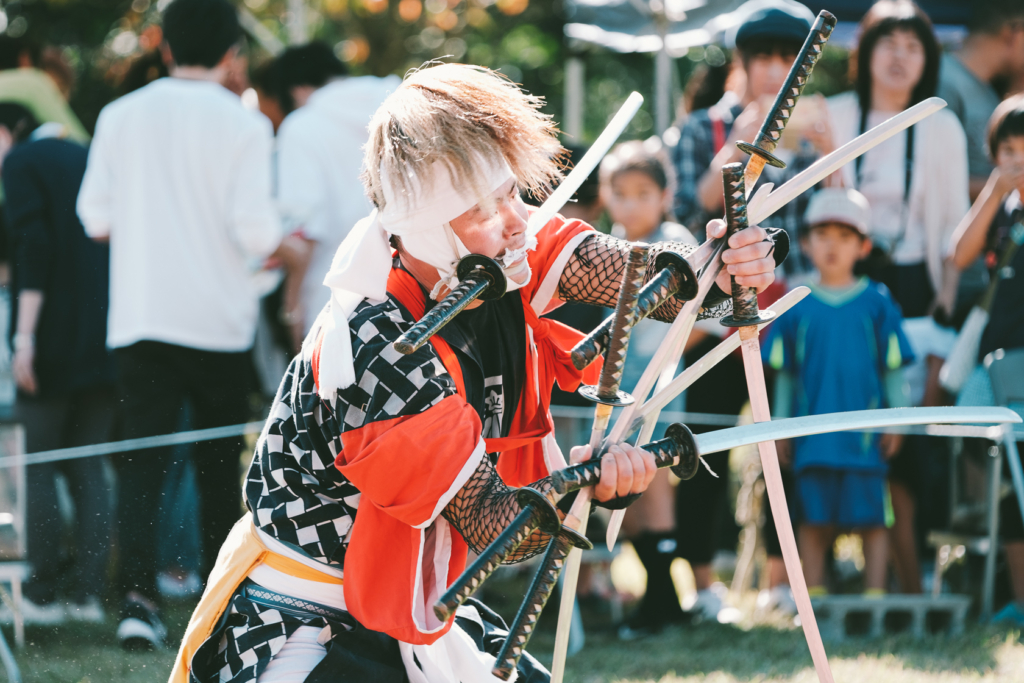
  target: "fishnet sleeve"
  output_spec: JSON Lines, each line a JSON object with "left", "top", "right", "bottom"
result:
{"left": 441, "top": 456, "right": 556, "bottom": 564}
{"left": 557, "top": 233, "right": 726, "bottom": 322}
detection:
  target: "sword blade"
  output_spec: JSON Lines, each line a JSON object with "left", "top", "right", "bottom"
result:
{"left": 597, "top": 249, "right": 725, "bottom": 552}
{"left": 734, "top": 326, "right": 834, "bottom": 683}
{"left": 550, "top": 244, "right": 648, "bottom": 683}
{"left": 694, "top": 406, "right": 1021, "bottom": 457}
{"left": 632, "top": 286, "right": 810, "bottom": 427}
{"left": 528, "top": 92, "right": 643, "bottom": 236}
{"left": 602, "top": 285, "right": 810, "bottom": 550}
{"left": 749, "top": 98, "right": 946, "bottom": 225}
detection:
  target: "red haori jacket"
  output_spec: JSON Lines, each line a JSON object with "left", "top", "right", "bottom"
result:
{"left": 312, "top": 213, "right": 599, "bottom": 644}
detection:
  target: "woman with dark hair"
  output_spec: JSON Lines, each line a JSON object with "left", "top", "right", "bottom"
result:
{"left": 826, "top": 0, "right": 964, "bottom": 315}
{"left": 821, "top": 0, "right": 970, "bottom": 595}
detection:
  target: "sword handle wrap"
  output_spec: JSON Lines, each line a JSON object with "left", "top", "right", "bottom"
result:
{"left": 492, "top": 527, "right": 589, "bottom": 680}
{"left": 723, "top": 163, "right": 760, "bottom": 318}
{"left": 433, "top": 488, "right": 559, "bottom": 622}
{"left": 571, "top": 252, "right": 695, "bottom": 370}
{"left": 393, "top": 255, "right": 505, "bottom": 355}
{"left": 594, "top": 244, "right": 649, "bottom": 398}
{"left": 740, "top": 11, "right": 837, "bottom": 165}
{"left": 550, "top": 423, "right": 700, "bottom": 494}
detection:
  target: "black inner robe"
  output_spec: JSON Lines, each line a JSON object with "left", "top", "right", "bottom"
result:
{"left": 435, "top": 290, "right": 527, "bottom": 446}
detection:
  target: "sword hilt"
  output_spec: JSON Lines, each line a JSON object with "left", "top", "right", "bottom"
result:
{"left": 577, "top": 243, "right": 648, "bottom": 404}
{"left": 571, "top": 252, "right": 697, "bottom": 370}
{"left": 550, "top": 422, "right": 699, "bottom": 495}
{"left": 735, "top": 10, "right": 837, "bottom": 169}
{"left": 433, "top": 487, "right": 559, "bottom": 622}
{"left": 491, "top": 527, "right": 590, "bottom": 680}
{"left": 719, "top": 163, "right": 775, "bottom": 328}
{"left": 393, "top": 254, "right": 506, "bottom": 355}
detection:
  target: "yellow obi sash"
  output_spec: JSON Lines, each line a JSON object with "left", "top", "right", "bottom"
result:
{"left": 169, "top": 515, "right": 344, "bottom": 683}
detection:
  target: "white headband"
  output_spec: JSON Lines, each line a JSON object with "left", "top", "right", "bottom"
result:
{"left": 315, "top": 155, "right": 519, "bottom": 400}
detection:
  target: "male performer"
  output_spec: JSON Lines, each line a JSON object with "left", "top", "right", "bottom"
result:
{"left": 173, "top": 64, "right": 786, "bottom": 683}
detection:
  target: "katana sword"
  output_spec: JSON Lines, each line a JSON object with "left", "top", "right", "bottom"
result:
{"left": 551, "top": 246, "right": 725, "bottom": 683}
{"left": 736, "top": 10, "right": 836, "bottom": 190}
{"left": 555, "top": 68, "right": 948, "bottom": 683}
{"left": 720, "top": 161, "right": 833, "bottom": 683}
{"left": 433, "top": 487, "right": 568, "bottom": 622}
{"left": 393, "top": 254, "right": 506, "bottom": 355}
{"left": 747, "top": 97, "right": 946, "bottom": 225}
{"left": 599, "top": 13, "right": 834, "bottom": 555}
{"left": 551, "top": 407, "right": 1022, "bottom": 496}
{"left": 490, "top": 244, "right": 650, "bottom": 680}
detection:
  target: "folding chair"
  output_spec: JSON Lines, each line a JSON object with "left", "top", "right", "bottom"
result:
{"left": 981, "top": 348, "right": 1024, "bottom": 619}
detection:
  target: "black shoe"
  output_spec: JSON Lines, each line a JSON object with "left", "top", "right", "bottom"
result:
{"left": 117, "top": 599, "right": 167, "bottom": 651}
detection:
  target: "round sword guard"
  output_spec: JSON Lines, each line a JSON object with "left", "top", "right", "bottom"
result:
{"left": 664, "top": 422, "right": 700, "bottom": 481}
{"left": 654, "top": 251, "right": 699, "bottom": 301}
{"left": 455, "top": 254, "right": 507, "bottom": 301}
{"left": 516, "top": 487, "right": 561, "bottom": 534}
{"left": 735, "top": 141, "right": 787, "bottom": 169}
{"left": 558, "top": 524, "right": 593, "bottom": 551}
{"left": 577, "top": 384, "right": 634, "bottom": 407}
{"left": 720, "top": 308, "right": 776, "bottom": 328}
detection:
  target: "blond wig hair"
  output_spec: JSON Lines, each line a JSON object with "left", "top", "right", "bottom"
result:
{"left": 362, "top": 63, "right": 564, "bottom": 211}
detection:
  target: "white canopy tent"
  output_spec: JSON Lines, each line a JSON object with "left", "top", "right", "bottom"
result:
{"left": 561, "top": 0, "right": 812, "bottom": 136}
{"left": 561, "top": 0, "right": 970, "bottom": 138}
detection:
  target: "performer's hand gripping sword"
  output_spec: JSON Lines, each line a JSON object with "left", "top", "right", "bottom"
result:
{"left": 720, "top": 162, "right": 834, "bottom": 683}
{"left": 549, "top": 407, "right": 1021, "bottom": 498}
{"left": 735, "top": 10, "right": 836, "bottom": 189}
{"left": 490, "top": 244, "right": 650, "bottom": 680}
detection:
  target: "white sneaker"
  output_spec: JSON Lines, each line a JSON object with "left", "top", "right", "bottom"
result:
{"left": 757, "top": 585, "right": 797, "bottom": 616}
{"left": 157, "top": 570, "right": 203, "bottom": 598}
{"left": 67, "top": 597, "right": 105, "bottom": 623}
{"left": 118, "top": 599, "right": 167, "bottom": 651}
{"left": 19, "top": 597, "right": 66, "bottom": 625}
{"left": 689, "top": 587, "right": 724, "bottom": 621}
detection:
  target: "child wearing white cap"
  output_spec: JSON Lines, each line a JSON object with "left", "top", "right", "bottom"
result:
{"left": 763, "top": 187, "right": 914, "bottom": 597}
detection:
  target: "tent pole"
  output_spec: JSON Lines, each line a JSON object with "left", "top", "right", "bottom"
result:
{"left": 655, "top": 45, "right": 671, "bottom": 134}
{"left": 564, "top": 55, "right": 585, "bottom": 140}
{"left": 287, "top": 0, "right": 308, "bottom": 44}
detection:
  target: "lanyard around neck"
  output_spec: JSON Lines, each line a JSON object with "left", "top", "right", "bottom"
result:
{"left": 854, "top": 106, "right": 915, "bottom": 253}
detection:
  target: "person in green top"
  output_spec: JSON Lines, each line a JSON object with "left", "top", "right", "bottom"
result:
{"left": 0, "top": 35, "right": 89, "bottom": 142}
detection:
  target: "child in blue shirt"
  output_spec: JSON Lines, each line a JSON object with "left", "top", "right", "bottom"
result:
{"left": 763, "top": 187, "right": 914, "bottom": 595}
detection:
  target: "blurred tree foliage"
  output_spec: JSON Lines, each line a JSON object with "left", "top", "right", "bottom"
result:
{"left": 2, "top": 0, "right": 852, "bottom": 140}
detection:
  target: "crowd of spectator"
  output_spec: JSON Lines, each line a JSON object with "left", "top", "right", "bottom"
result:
{"left": 0, "top": 0, "right": 1023, "bottom": 654}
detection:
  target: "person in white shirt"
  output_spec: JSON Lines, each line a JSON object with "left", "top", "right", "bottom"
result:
{"left": 273, "top": 43, "right": 399, "bottom": 346}
{"left": 76, "top": 0, "right": 282, "bottom": 650}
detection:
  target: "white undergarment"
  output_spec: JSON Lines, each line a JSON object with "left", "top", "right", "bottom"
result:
{"left": 256, "top": 626, "right": 328, "bottom": 683}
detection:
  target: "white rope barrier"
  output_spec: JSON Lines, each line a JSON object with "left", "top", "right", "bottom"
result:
{"left": 0, "top": 422, "right": 265, "bottom": 469}
{"left": 0, "top": 410, "right": 1018, "bottom": 470}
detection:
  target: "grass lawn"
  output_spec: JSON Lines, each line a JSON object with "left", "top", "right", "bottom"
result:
{"left": 8, "top": 581, "right": 1024, "bottom": 683}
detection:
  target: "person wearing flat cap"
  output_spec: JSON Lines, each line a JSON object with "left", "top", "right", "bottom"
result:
{"left": 672, "top": 0, "right": 827, "bottom": 276}
{"left": 667, "top": 0, "right": 824, "bottom": 626}
{"left": 172, "top": 63, "right": 789, "bottom": 683}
